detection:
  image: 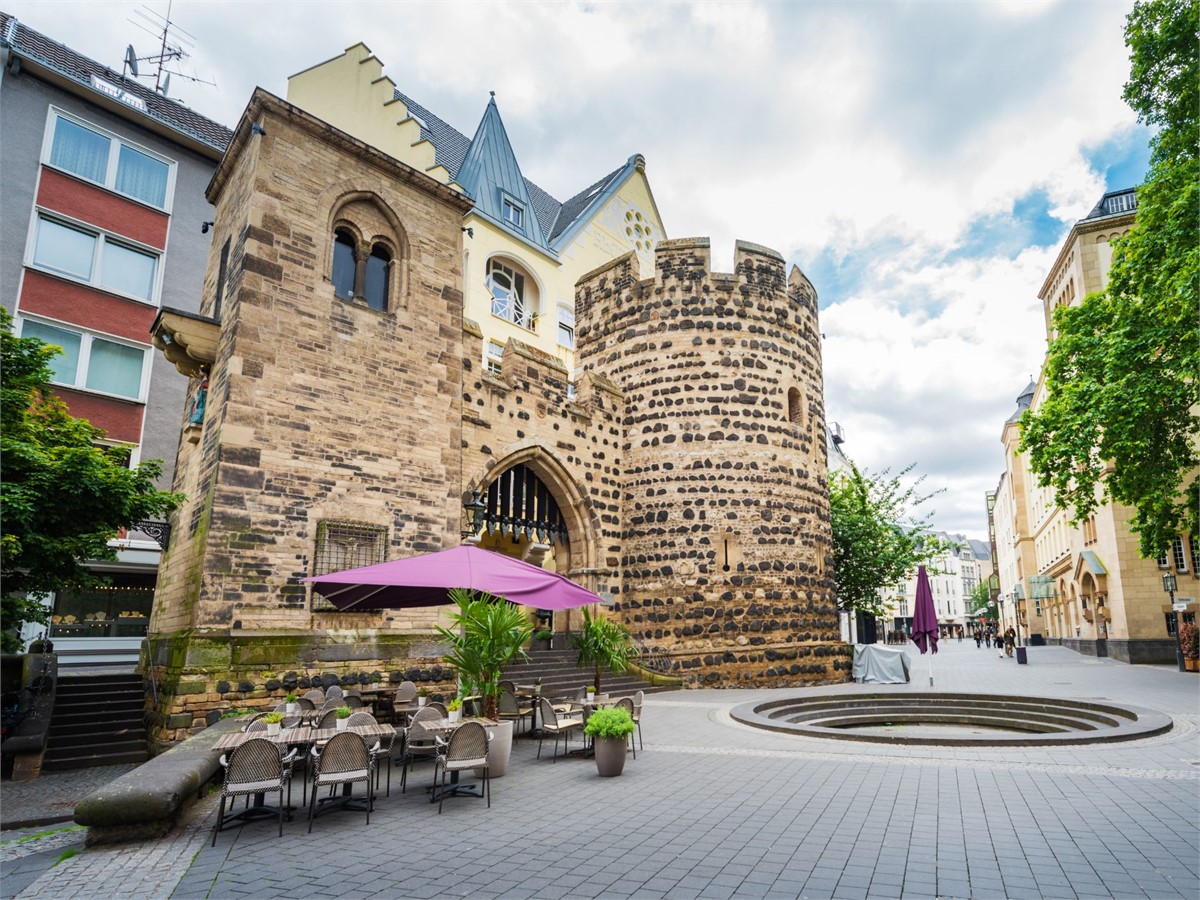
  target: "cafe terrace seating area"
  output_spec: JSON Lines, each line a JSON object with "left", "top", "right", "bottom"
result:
{"left": 208, "top": 682, "right": 645, "bottom": 842}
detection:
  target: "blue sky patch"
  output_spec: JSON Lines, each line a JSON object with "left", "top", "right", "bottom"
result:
{"left": 1085, "top": 125, "right": 1152, "bottom": 193}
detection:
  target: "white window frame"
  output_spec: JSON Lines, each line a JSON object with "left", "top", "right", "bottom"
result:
{"left": 1173, "top": 536, "right": 1189, "bottom": 573}
{"left": 486, "top": 258, "right": 534, "bottom": 329}
{"left": 17, "top": 315, "right": 152, "bottom": 402}
{"left": 556, "top": 304, "right": 575, "bottom": 350}
{"left": 28, "top": 211, "right": 163, "bottom": 306}
{"left": 501, "top": 196, "right": 524, "bottom": 230}
{"left": 42, "top": 107, "right": 177, "bottom": 213}
{"left": 485, "top": 340, "right": 505, "bottom": 375}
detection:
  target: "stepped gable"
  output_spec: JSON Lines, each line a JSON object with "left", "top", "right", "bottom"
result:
{"left": 575, "top": 239, "right": 847, "bottom": 688}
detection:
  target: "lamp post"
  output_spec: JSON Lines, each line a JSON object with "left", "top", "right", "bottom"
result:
{"left": 1164, "top": 571, "right": 1184, "bottom": 672}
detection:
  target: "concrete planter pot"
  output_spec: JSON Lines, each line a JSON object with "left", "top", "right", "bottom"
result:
{"left": 593, "top": 736, "right": 628, "bottom": 777}
{"left": 477, "top": 719, "right": 513, "bottom": 778}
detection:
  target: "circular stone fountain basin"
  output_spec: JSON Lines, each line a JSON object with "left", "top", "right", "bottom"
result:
{"left": 729, "top": 693, "right": 1172, "bottom": 746}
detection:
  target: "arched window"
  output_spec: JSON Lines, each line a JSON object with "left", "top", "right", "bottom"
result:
{"left": 364, "top": 244, "right": 391, "bottom": 312}
{"left": 332, "top": 230, "right": 356, "bottom": 300}
{"left": 487, "top": 258, "right": 536, "bottom": 329}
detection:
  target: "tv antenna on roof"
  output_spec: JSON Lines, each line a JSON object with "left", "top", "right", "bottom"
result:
{"left": 123, "top": 1, "right": 215, "bottom": 100}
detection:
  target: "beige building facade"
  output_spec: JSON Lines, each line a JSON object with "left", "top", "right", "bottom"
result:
{"left": 993, "top": 189, "right": 1195, "bottom": 663}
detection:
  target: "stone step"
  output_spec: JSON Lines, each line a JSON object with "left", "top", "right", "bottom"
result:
{"left": 42, "top": 745, "right": 150, "bottom": 770}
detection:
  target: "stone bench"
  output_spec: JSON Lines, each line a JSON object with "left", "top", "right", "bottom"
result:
{"left": 74, "top": 717, "right": 241, "bottom": 845}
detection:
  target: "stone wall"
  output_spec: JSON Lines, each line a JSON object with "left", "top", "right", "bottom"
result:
{"left": 576, "top": 239, "right": 848, "bottom": 686}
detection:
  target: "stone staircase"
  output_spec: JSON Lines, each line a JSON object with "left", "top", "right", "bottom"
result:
{"left": 42, "top": 673, "right": 149, "bottom": 770}
{"left": 502, "top": 648, "right": 675, "bottom": 700}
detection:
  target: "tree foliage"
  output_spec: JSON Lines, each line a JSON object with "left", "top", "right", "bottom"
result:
{"left": 966, "top": 581, "right": 992, "bottom": 617}
{"left": 1019, "top": 0, "right": 1199, "bottom": 558}
{"left": 828, "top": 463, "right": 945, "bottom": 617}
{"left": 572, "top": 606, "right": 637, "bottom": 695}
{"left": 436, "top": 587, "right": 533, "bottom": 720}
{"left": 0, "top": 310, "right": 184, "bottom": 652}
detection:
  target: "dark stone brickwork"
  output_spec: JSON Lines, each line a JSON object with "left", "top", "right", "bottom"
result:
{"left": 576, "top": 239, "right": 848, "bottom": 686}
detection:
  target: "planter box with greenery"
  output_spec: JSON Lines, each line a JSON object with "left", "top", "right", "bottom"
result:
{"left": 263, "top": 711, "right": 284, "bottom": 735}
{"left": 585, "top": 706, "right": 636, "bottom": 776}
{"left": 532, "top": 629, "right": 553, "bottom": 651}
{"left": 1180, "top": 621, "right": 1199, "bottom": 671}
{"left": 335, "top": 705, "right": 352, "bottom": 730}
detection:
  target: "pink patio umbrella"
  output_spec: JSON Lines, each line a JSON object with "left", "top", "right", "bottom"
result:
{"left": 303, "top": 544, "right": 603, "bottom": 611}
{"left": 910, "top": 565, "right": 939, "bottom": 686}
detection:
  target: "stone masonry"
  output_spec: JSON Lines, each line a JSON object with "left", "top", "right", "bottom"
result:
{"left": 144, "top": 92, "right": 846, "bottom": 745}
{"left": 576, "top": 240, "right": 848, "bottom": 686}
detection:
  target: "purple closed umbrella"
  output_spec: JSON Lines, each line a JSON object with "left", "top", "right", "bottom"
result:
{"left": 910, "top": 565, "right": 939, "bottom": 685}
{"left": 303, "top": 544, "right": 603, "bottom": 611}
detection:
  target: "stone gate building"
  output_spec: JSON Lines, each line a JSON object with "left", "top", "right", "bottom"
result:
{"left": 145, "top": 81, "right": 845, "bottom": 741}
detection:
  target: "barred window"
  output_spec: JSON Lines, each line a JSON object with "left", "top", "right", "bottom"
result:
{"left": 312, "top": 520, "right": 387, "bottom": 610}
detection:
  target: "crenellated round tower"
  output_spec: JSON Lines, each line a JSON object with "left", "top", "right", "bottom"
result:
{"left": 575, "top": 238, "right": 849, "bottom": 687}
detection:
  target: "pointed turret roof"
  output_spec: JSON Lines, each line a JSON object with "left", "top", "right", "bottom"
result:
{"left": 453, "top": 94, "right": 551, "bottom": 253}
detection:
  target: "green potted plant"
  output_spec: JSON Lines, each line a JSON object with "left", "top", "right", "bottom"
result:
{"left": 1180, "top": 621, "right": 1199, "bottom": 671}
{"left": 436, "top": 587, "right": 533, "bottom": 777}
{"left": 417, "top": 687, "right": 429, "bottom": 707}
{"left": 284, "top": 692, "right": 299, "bottom": 715}
{"left": 263, "top": 711, "right": 285, "bottom": 735}
{"left": 532, "top": 629, "right": 553, "bottom": 652}
{"left": 335, "top": 705, "right": 352, "bottom": 730}
{"left": 584, "top": 706, "right": 636, "bottom": 776}
{"left": 447, "top": 697, "right": 463, "bottom": 724}
{"left": 573, "top": 606, "right": 638, "bottom": 695}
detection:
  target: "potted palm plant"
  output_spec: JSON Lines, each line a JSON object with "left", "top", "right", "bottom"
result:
{"left": 585, "top": 706, "right": 636, "bottom": 776}
{"left": 436, "top": 587, "right": 534, "bottom": 776}
{"left": 284, "top": 692, "right": 299, "bottom": 715}
{"left": 263, "top": 711, "right": 285, "bottom": 735}
{"left": 335, "top": 705, "right": 352, "bottom": 730}
{"left": 417, "top": 687, "right": 428, "bottom": 707}
{"left": 447, "top": 697, "right": 463, "bottom": 724}
{"left": 573, "top": 607, "right": 637, "bottom": 695}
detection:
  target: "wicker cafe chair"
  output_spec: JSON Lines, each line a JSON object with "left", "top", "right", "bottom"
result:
{"left": 317, "top": 709, "right": 340, "bottom": 730}
{"left": 400, "top": 706, "right": 443, "bottom": 793}
{"left": 344, "top": 693, "right": 365, "bottom": 709}
{"left": 307, "top": 730, "right": 375, "bottom": 833}
{"left": 376, "top": 681, "right": 417, "bottom": 725}
{"left": 615, "top": 696, "right": 636, "bottom": 759}
{"left": 632, "top": 690, "right": 644, "bottom": 751}
{"left": 346, "top": 711, "right": 397, "bottom": 796}
{"left": 302, "top": 689, "right": 325, "bottom": 704}
{"left": 212, "top": 738, "right": 298, "bottom": 846}
{"left": 240, "top": 711, "right": 270, "bottom": 731}
{"left": 428, "top": 701, "right": 448, "bottom": 718}
{"left": 297, "top": 697, "right": 316, "bottom": 711}
{"left": 498, "top": 689, "right": 533, "bottom": 739}
{"left": 325, "top": 685, "right": 345, "bottom": 703}
{"left": 433, "top": 721, "right": 490, "bottom": 814}
{"left": 537, "top": 697, "right": 582, "bottom": 763}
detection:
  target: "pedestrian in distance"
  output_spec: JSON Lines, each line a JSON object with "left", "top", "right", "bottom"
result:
{"left": 998, "top": 633, "right": 1006, "bottom": 658}
{"left": 984, "top": 630, "right": 992, "bottom": 648}
{"left": 974, "top": 629, "right": 982, "bottom": 649}
{"left": 1004, "top": 627, "right": 1016, "bottom": 658}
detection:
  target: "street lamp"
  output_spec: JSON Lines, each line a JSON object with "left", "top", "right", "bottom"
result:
{"left": 1163, "top": 571, "right": 1184, "bottom": 672}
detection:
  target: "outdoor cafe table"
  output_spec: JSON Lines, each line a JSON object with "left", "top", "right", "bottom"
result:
{"left": 414, "top": 716, "right": 498, "bottom": 803}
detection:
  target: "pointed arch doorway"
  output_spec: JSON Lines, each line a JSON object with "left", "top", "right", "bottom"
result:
{"left": 465, "top": 454, "right": 597, "bottom": 643}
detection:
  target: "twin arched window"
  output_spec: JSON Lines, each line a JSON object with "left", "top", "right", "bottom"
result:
{"left": 332, "top": 228, "right": 392, "bottom": 312}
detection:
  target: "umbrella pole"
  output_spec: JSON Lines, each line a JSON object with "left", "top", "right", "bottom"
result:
{"left": 928, "top": 650, "right": 934, "bottom": 687}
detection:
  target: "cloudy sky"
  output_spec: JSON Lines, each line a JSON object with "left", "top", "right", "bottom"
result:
{"left": 6, "top": 0, "right": 1149, "bottom": 541}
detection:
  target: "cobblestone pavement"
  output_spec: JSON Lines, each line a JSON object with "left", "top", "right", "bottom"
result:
{"left": 4, "top": 643, "right": 1198, "bottom": 899}
{"left": 0, "top": 763, "right": 137, "bottom": 829}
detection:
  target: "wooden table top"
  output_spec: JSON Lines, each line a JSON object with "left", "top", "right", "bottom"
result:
{"left": 212, "top": 722, "right": 395, "bottom": 752}
{"left": 414, "top": 716, "right": 499, "bottom": 734}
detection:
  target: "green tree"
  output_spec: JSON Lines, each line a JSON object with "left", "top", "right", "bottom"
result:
{"left": 1019, "top": 0, "right": 1199, "bottom": 558}
{"left": 435, "top": 587, "right": 532, "bottom": 719}
{"left": 966, "top": 581, "right": 992, "bottom": 617}
{"left": 572, "top": 606, "right": 637, "bottom": 695}
{"left": 1, "top": 310, "right": 184, "bottom": 652}
{"left": 828, "top": 463, "right": 945, "bottom": 617}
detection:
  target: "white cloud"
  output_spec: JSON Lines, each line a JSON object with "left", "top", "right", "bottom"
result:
{"left": 3, "top": 0, "right": 1144, "bottom": 538}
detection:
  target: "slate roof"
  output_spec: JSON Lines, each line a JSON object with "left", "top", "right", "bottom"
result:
{"left": 395, "top": 87, "right": 635, "bottom": 249}
{"left": 0, "top": 12, "right": 233, "bottom": 154}
{"left": 1082, "top": 188, "right": 1137, "bottom": 221}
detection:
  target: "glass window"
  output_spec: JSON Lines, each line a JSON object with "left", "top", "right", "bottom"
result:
{"left": 50, "top": 571, "right": 156, "bottom": 638}
{"left": 115, "top": 144, "right": 169, "bottom": 208}
{"left": 487, "top": 259, "right": 530, "bottom": 327}
{"left": 1172, "top": 536, "right": 1188, "bottom": 573}
{"left": 332, "top": 230, "right": 355, "bottom": 300}
{"left": 18, "top": 318, "right": 146, "bottom": 401}
{"left": 85, "top": 337, "right": 144, "bottom": 397}
{"left": 50, "top": 118, "right": 110, "bottom": 184}
{"left": 557, "top": 305, "right": 575, "bottom": 349}
{"left": 34, "top": 218, "right": 96, "bottom": 280}
{"left": 101, "top": 241, "right": 157, "bottom": 301}
{"left": 485, "top": 340, "right": 504, "bottom": 375}
{"left": 46, "top": 112, "right": 174, "bottom": 210}
{"left": 502, "top": 198, "right": 523, "bottom": 229}
{"left": 365, "top": 245, "right": 390, "bottom": 312}
{"left": 20, "top": 319, "right": 81, "bottom": 384}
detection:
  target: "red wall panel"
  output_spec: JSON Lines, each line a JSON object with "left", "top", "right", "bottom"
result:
{"left": 37, "top": 168, "right": 168, "bottom": 249}
{"left": 55, "top": 387, "right": 144, "bottom": 444}
{"left": 20, "top": 270, "right": 155, "bottom": 343}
